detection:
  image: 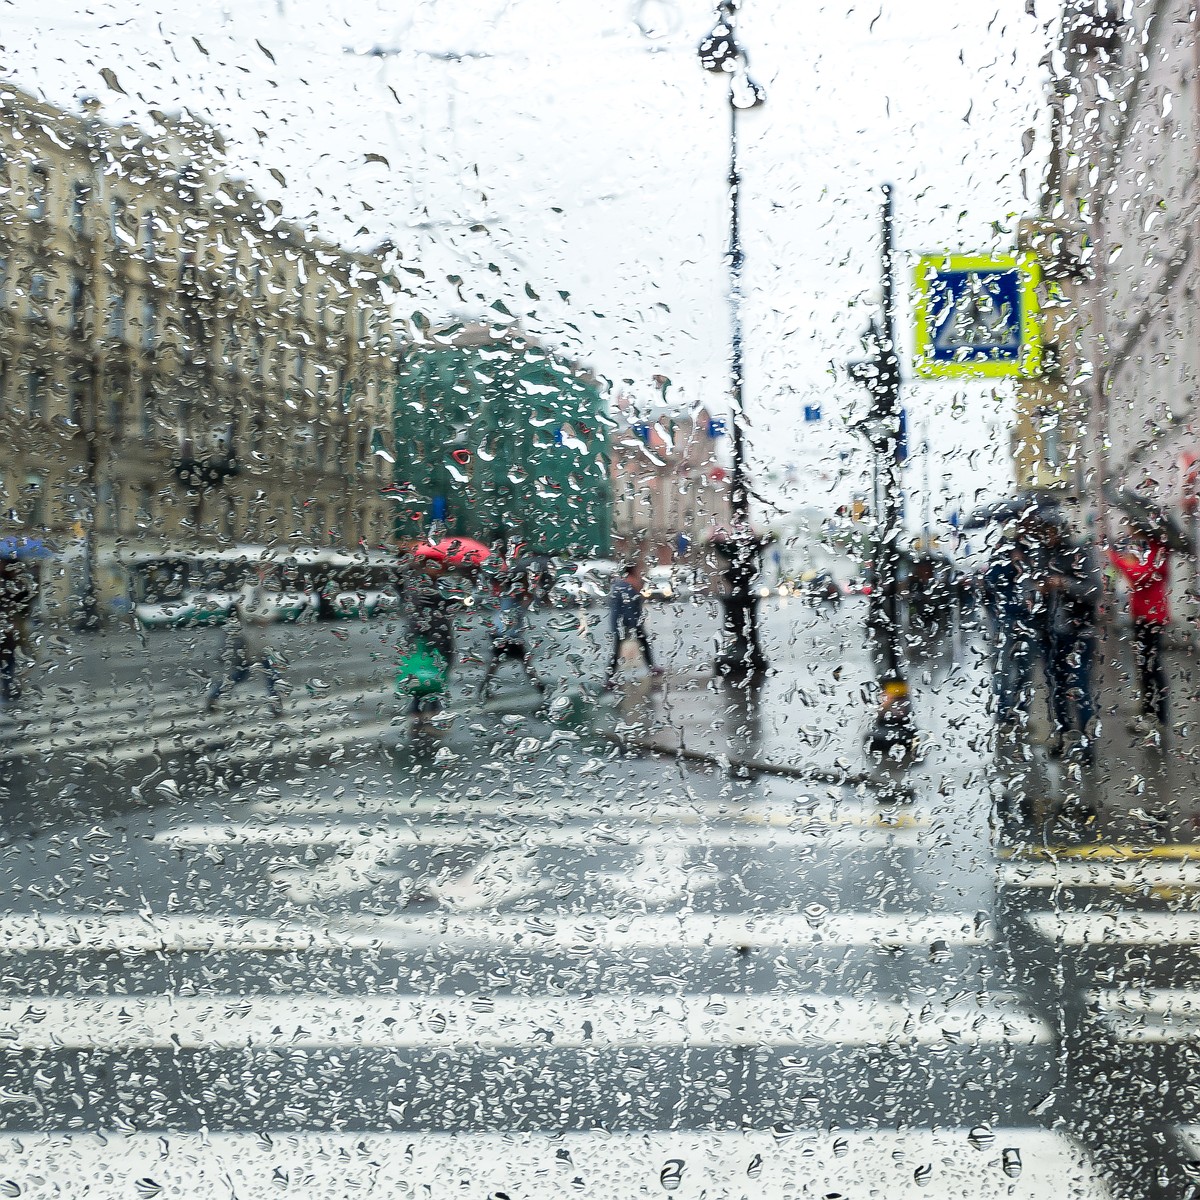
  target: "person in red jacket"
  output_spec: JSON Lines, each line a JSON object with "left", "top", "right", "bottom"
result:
{"left": 1107, "top": 529, "right": 1170, "bottom": 734}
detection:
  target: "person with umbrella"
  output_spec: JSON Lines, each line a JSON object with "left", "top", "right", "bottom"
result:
{"left": 1107, "top": 522, "right": 1171, "bottom": 740}
{"left": 982, "top": 527, "right": 1036, "bottom": 731}
{"left": 397, "top": 550, "right": 460, "bottom": 727}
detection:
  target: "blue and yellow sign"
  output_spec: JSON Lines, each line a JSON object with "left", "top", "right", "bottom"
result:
{"left": 913, "top": 253, "right": 1041, "bottom": 379}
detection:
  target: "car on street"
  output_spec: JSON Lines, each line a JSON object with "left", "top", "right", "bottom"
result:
{"left": 549, "top": 558, "right": 619, "bottom": 606}
{"left": 643, "top": 565, "right": 689, "bottom": 601}
{"left": 794, "top": 568, "right": 841, "bottom": 605}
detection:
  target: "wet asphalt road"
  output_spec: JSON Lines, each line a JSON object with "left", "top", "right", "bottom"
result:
{"left": 0, "top": 605, "right": 1195, "bottom": 1196}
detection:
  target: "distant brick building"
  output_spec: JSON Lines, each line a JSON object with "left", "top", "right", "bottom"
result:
{"left": 609, "top": 386, "right": 731, "bottom": 565}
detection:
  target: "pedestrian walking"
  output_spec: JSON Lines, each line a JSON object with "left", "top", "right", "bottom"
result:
{"left": 0, "top": 560, "right": 34, "bottom": 706}
{"left": 1107, "top": 528, "right": 1170, "bottom": 739}
{"left": 206, "top": 566, "right": 284, "bottom": 716}
{"left": 398, "top": 558, "right": 457, "bottom": 723}
{"left": 982, "top": 532, "right": 1035, "bottom": 729}
{"left": 479, "top": 589, "right": 544, "bottom": 698}
{"left": 1036, "top": 521, "right": 1100, "bottom": 759}
{"left": 605, "top": 562, "right": 663, "bottom": 689}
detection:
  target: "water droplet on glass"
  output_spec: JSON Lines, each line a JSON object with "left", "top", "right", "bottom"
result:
{"left": 660, "top": 1159, "right": 684, "bottom": 1191}
{"left": 968, "top": 1124, "right": 995, "bottom": 1151}
{"left": 1002, "top": 1148, "right": 1022, "bottom": 1178}
{"left": 747, "top": 1153, "right": 763, "bottom": 1178}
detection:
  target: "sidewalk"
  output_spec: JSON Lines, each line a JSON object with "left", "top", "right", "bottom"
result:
{"left": 568, "top": 601, "right": 1200, "bottom": 847}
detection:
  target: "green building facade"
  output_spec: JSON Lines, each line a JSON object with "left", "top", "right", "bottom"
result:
{"left": 391, "top": 326, "right": 612, "bottom": 556}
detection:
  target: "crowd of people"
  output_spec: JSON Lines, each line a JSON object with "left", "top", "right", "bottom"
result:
{"left": 980, "top": 510, "right": 1174, "bottom": 760}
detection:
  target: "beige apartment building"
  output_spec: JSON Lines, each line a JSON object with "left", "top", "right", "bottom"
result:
{"left": 0, "top": 83, "right": 397, "bottom": 622}
{"left": 1017, "top": 1, "right": 1200, "bottom": 540}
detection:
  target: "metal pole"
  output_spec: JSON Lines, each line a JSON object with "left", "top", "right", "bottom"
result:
{"left": 878, "top": 183, "right": 902, "bottom": 678}
{"left": 713, "top": 61, "right": 766, "bottom": 677}
{"left": 864, "top": 183, "right": 916, "bottom": 758}
{"left": 728, "top": 81, "right": 748, "bottom": 527}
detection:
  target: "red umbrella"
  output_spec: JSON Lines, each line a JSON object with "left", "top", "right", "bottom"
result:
{"left": 410, "top": 536, "right": 492, "bottom": 568}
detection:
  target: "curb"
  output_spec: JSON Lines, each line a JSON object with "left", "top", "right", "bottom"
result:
{"left": 591, "top": 729, "right": 916, "bottom": 800}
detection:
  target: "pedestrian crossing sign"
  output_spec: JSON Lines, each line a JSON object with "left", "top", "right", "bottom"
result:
{"left": 913, "top": 253, "right": 1041, "bottom": 379}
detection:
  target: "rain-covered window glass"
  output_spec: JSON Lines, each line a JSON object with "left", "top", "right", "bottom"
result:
{"left": 3, "top": 2, "right": 1200, "bottom": 1196}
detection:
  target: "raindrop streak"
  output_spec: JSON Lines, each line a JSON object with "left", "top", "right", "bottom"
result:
{"left": 660, "top": 1159, "right": 684, "bottom": 1191}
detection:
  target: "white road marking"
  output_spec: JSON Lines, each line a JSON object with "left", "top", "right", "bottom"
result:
{"left": 1026, "top": 911, "right": 1200, "bottom": 946}
{"left": 599, "top": 844, "right": 722, "bottom": 904}
{"left": 157, "top": 819, "right": 923, "bottom": 852}
{"left": 0, "top": 911, "right": 991, "bottom": 954}
{"left": 0, "top": 1129, "right": 1111, "bottom": 1200}
{"left": 1093, "top": 989, "right": 1200, "bottom": 1043}
{"left": 426, "top": 848, "right": 546, "bottom": 910}
{"left": 248, "top": 791, "right": 934, "bottom": 830}
{"left": 103, "top": 714, "right": 404, "bottom": 765}
{"left": 0, "top": 991, "right": 1049, "bottom": 1050}
{"left": 0, "top": 684, "right": 394, "bottom": 760}
{"left": 1000, "top": 861, "right": 1200, "bottom": 890}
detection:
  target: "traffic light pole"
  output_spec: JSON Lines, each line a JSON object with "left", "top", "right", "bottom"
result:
{"left": 851, "top": 184, "right": 916, "bottom": 760}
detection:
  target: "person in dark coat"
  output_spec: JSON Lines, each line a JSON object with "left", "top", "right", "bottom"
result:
{"left": 0, "top": 560, "right": 33, "bottom": 705}
{"left": 982, "top": 533, "right": 1035, "bottom": 728}
{"left": 401, "top": 558, "right": 458, "bottom": 717}
{"left": 1036, "top": 521, "right": 1100, "bottom": 758}
{"left": 605, "top": 562, "right": 663, "bottom": 689}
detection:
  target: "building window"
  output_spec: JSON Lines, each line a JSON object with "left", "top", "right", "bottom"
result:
{"left": 141, "top": 210, "right": 156, "bottom": 262}
{"left": 109, "top": 388, "right": 125, "bottom": 441}
{"left": 28, "top": 165, "right": 48, "bottom": 221}
{"left": 108, "top": 291, "right": 126, "bottom": 340}
{"left": 110, "top": 197, "right": 127, "bottom": 244}
{"left": 28, "top": 271, "right": 49, "bottom": 322}
{"left": 141, "top": 298, "right": 157, "bottom": 350}
{"left": 27, "top": 371, "right": 45, "bottom": 421}
{"left": 70, "top": 381, "right": 87, "bottom": 429}
{"left": 140, "top": 384, "right": 155, "bottom": 438}
{"left": 71, "top": 181, "right": 88, "bottom": 234}
{"left": 25, "top": 474, "right": 45, "bottom": 528}
{"left": 70, "top": 275, "right": 86, "bottom": 335}
{"left": 136, "top": 484, "right": 154, "bottom": 528}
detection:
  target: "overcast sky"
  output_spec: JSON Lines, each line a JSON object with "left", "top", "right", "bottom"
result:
{"left": 3, "top": 0, "right": 1054, "bottom": 524}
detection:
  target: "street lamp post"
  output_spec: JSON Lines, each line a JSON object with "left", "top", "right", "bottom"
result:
{"left": 699, "top": 1, "right": 768, "bottom": 678}
{"left": 849, "top": 184, "right": 917, "bottom": 761}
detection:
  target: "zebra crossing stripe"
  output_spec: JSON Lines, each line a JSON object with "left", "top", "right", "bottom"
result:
{"left": 0, "top": 990, "right": 1049, "bottom": 1050}
{"left": 0, "top": 910, "right": 991, "bottom": 954}
{"left": 156, "top": 818, "right": 924, "bottom": 850}
{"left": 1026, "top": 911, "right": 1200, "bottom": 946}
{"left": 0, "top": 1129, "right": 1111, "bottom": 1199}
{"left": 247, "top": 792, "right": 932, "bottom": 829}
{"left": 1092, "top": 989, "right": 1200, "bottom": 1043}
{"left": 999, "top": 860, "right": 1200, "bottom": 889}
{"left": 0, "top": 683, "right": 394, "bottom": 759}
